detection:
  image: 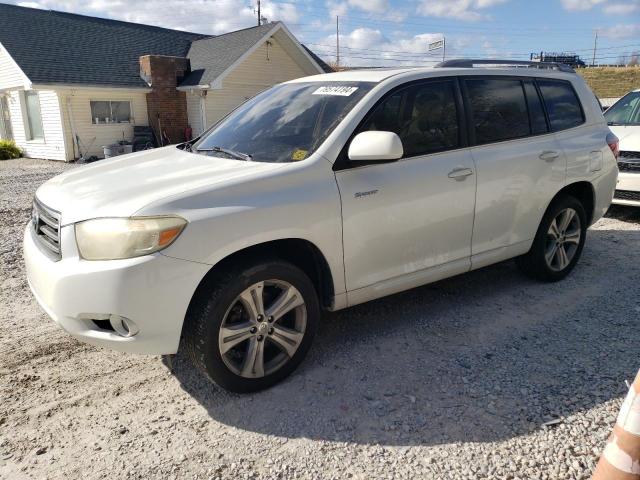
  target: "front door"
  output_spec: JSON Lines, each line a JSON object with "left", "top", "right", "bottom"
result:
{"left": 0, "top": 96, "right": 13, "bottom": 140}
{"left": 336, "top": 79, "right": 476, "bottom": 300}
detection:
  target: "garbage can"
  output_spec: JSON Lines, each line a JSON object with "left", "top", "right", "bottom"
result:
{"left": 103, "top": 144, "right": 121, "bottom": 158}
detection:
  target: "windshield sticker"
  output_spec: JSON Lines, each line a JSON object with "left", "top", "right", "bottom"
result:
{"left": 312, "top": 86, "right": 359, "bottom": 97}
{"left": 291, "top": 149, "right": 308, "bottom": 161}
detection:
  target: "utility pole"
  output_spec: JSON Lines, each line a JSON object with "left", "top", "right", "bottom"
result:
{"left": 336, "top": 15, "right": 340, "bottom": 69}
{"left": 442, "top": 36, "right": 446, "bottom": 62}
{"left": 257, "top": 0, "right": 261, "bottom": 26}
{"left": 591, "top": 30, "right": 598, "bottom": 67}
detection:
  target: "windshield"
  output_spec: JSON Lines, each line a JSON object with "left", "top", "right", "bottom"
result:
{"left": 605, "top": 91, "right": 640, "bottom": 125}
{"left": 192, "top": 82, "right": 375, "bottom": 163}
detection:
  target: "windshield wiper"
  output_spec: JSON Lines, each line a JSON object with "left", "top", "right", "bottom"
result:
{"left": 196, "top": 146, "right": 252, "bottom": 161}
{"left": 607, "top": 122, "right": 624, "bottom": 126}
{"left": 178, "top": 139, "right": 199, "bottom": 152}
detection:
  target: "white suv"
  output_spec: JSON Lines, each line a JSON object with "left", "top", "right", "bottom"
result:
{"left": 24, "top": 61, "right": 618, "bottom": 392}
{"left": 605, "top": 89, "right": 640, "bottom": 206}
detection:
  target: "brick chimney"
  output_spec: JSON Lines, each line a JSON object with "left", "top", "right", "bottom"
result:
{"left": 139, "top": 55, "right": 190, "bottom": 145}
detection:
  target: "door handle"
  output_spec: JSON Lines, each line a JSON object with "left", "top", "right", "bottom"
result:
{"left": 539, "top": 150, "right": 560, "bottom": 162}
{"left": 448, "top": 167, "right": 473, "bottom": 180}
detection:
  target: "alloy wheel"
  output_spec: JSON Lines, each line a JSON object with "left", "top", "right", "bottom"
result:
{"left": 545, "top": 207, "right": 581, "bottom": 272}
{"left": 218, "top": 280, "right": 307, "bottom": 378}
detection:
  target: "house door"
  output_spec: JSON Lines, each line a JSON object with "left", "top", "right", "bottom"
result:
{"left": 0, "top": 96, "right": 13, "bottom": 140}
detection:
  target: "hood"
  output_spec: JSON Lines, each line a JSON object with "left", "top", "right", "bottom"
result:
{"left": 36, "top": 146, "right": 287, "bottom": 225}
{"left": 609, "top": 125, "right": 640, "bottom": 151}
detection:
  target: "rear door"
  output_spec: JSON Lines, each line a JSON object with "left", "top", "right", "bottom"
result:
{"left": 462, "top": 76, "right": 566, "bottom": 266}
{"left": 537, "top": 79, "right": 603, "bottom": 187}
{"left": 336, "top": 79, "right": 476, "bottom": 296}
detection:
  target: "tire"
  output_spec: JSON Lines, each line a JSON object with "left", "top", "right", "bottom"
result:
{"left": 182, "top": 259, "right": 319, "bottom": 393}
{"left": 516, "top": 194, "right": 587, "bottom": 282}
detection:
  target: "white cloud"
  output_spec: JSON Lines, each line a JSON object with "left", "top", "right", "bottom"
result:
{"left": 560, "top": 0, "right": 606, "bottom": 11}
{"left": 603, "top": 1, "right": 640, "bottom": 14}
{"left": 317, "top": 27, "right": 497, "bottom": 67}
{"left": 7, "top": 0, "right": 301, "bottom": 35}
{"left": 348, "top": 0, "right": 388, "bottom": 13}
{"left": 326, "top": 1, "right": 349, "bottom": 17}
{"left": 342, "top": 27, "right": 387, "bottom": 49}
{"left": 476, "top": 0, "right": 509, "bottom": 6}
{"left": 599, "top": 23, "right": 640, "bottom": 39}
{"left": 416, "top": 0, "right": 509, "bottom": 21}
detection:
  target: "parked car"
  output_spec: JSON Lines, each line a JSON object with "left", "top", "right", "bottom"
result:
{"left": 605, "top": 89, "right": 640, "bottom": 207}
{"left": 24, "top": 61, "right": 618, "bottom": 392}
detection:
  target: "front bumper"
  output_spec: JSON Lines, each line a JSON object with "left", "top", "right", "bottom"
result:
{"left": 24, "top": 224, "right": 210, "bottom": 355}
{"left": 612, "top": 172, "right": 640, "bottom": 207}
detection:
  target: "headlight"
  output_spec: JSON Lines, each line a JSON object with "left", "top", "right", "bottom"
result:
{"left": 75, "top": 216, "right": 187, "bottom": 260}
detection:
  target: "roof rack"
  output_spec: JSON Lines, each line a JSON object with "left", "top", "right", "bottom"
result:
{"left": 435, "top": 59, "right": 575, "bottom": 73}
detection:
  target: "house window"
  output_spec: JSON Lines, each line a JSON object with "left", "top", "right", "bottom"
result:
{"left": 90, "top": 101, "right": 132, "bottom": 124}
{"left": 25, "top": 91, "right": 44, "bottom": 140}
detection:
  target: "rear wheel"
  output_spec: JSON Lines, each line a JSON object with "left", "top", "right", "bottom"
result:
{"left": 183, "top": 260, "right": 319, "bottom": 393}
{"left": 516, "top": 195, "right": 587, "bottom": 282}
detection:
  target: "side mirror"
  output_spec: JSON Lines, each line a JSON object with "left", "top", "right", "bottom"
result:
{"left": 348, "top": 131, "right": 403, "bottom": 162}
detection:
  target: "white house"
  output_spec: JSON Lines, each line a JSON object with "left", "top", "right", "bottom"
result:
{"left": 0, "top": 4, "right": 329, "bottom": 161}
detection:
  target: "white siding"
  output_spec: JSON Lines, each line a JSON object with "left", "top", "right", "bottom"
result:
{"left": 186, "top": 91, "right": 203, "bottom": 136}
{"left": 223, "top": 38, "right": 311, "bottom": 87}
{"left": 7, "top": 89, "right": 66, "bottom": 161}
{"left": 58, "top": 88, "right": 149, "bottom": 160}
{"left": 0, "top": 43, "right": 29, "bottom": 90}
{"left": 199, "top": 38, "right": 312, "bottom": 130}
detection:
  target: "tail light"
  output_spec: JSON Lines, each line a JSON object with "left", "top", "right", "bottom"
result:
{"left": 607, "top": 131, "right": 620, "bottom": 159}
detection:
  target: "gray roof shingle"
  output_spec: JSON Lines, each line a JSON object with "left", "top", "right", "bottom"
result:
{"left": 302, "top": 45, "right": 334, "bottom": 74}
{"left": 0, "top": 4, "right": 332, "bottom": 89}
{"left": 0, "top": 3, "right": 208, "bottom": 88}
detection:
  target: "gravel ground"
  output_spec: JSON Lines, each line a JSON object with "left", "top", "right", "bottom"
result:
{"left": 1, "top": 157, "right": 639, "bottom": 480}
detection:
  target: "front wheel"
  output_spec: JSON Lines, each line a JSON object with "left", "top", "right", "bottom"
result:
{"left": 516, "top": 195, "right": 587, "bottom": 282}
{"left": 183, "top": 260, "right": 319, "bottom": 393}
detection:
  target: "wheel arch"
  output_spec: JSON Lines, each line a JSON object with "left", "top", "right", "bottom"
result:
{"left": 187, "top": 238, "right": 336, "bottom": 315}
{"left": 551, "top": 181, "right": 596, "bottom": 225}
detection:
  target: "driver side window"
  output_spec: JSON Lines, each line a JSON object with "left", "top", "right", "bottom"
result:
{"left": 360, "top": 81, "right": 460, "bottom": 158}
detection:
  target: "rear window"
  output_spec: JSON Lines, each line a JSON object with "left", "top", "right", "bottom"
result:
{"left": 537, "top": 80, "right": 585, "bottom": 132}
{"left": 465, "top": 78, "right": 530, "bottom": 145}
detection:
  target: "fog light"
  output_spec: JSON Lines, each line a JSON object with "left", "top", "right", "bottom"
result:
{"left": 109, "top": 315, "right": 139, "bottom": 337}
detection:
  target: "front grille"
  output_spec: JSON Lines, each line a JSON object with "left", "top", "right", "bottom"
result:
{"left": 32, "top": 198, "right": 62, "bottom": 260}
{"left": 618, "top": 151, "right": 640, "bottom": 173}
{"left": 620, "top": 151, "right": 640, "bottom": 159}
{"left": 614, "top": 190, "right": 640, "bottom": 202}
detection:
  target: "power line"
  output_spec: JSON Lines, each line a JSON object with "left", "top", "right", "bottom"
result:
{"left": 310, "top": 46, "right": 639, "bottom": 62}
{"left": 255, "top": 1, "right": 600, "bottom": 33}
{"left": 306, "top": 42, "right": 640, "bottom": 59}
{"left": 309, "top": 49, "right": 637, "bottom": 64}
{"left": 336, "top": 15, "right": 340, "bottom": 68}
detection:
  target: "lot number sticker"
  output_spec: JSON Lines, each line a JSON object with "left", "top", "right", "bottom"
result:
{"left": 313, "top": 86, "right": 359, "bottom": 96}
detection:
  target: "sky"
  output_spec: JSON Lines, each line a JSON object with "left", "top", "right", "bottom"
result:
{"left": 7, "top": 0, "right": 640, "bottom": 67}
